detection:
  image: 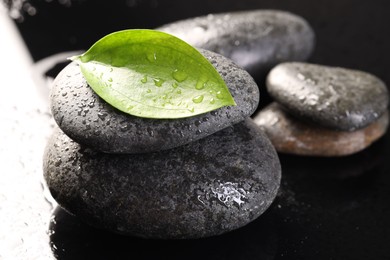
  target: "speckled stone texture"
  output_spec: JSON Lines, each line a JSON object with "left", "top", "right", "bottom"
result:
{"left": 50, "top": 49, "right": 259, "bottom": 154}
{"left": 254, "top": 103, "right": 389, "bottom": 156}
{"left": 43, "top": 119, "right": 281, "bottom": 239}
{"left": 157, "top": 10, "right": 315, "bottom": 80}
{"left": 267, "top": 62, "right": 389, "bottom": 131}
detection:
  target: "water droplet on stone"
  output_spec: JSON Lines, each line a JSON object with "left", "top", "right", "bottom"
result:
{"left": 306, "top": 94, "right": 319, "bottom": 106}
{"left": 192, "top": 95, "right": 204, "bottom": 104}
{"left": 297, "top": 73, "right": 306, "bottom": 81}
{"left": 98, "top": 112, "right": 107, "bottom": 120}
{"left": 61, "top": 92, "right": 67, "bottom": 97}
{"left": 54, "top": 158, "right": 62, "bottom": 167}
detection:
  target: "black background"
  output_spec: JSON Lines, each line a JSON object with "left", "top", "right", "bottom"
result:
{"left": 8, "top": 0, "right": 390, "bottom": 259}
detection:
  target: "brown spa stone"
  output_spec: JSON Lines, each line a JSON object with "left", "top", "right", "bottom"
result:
{"left": 253, "top": 103, "right": 389, "bottom": 157}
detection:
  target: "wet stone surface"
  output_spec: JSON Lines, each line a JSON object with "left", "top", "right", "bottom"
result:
{"left": 266, "top": 62, "right": 389, "bottom": 131}
{"left": 254, "top": 103, "right": 389, "bottom": 156}
{"left": 50, "top": 49, "right": 259, "bottom": 154}
{"left": 43, "top": 120, "right": 281, "bottom": 239}
{"left": 157, "top": 10, "right": 315, "bottom": 81}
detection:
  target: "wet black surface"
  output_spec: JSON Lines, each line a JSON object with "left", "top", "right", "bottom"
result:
{"left": 3, "top": 0, "right": 390, "bottom": 259}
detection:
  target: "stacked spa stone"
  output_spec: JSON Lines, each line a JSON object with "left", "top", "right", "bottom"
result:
{"left": 43, "top": 49, "right": 282, "bottom": 239}
{"left": 254, "top": 62, "right": 389, "bottom": 156}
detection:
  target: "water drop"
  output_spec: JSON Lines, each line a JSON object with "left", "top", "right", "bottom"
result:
{"left": 97, "top": 112, "right": 107, "bottom": 120}
{"left": 141, "top": 75, "right": 147, "bottom": 83}
{"left": 196, "top": 80, "right": 207, "bottom": 90}
{"left": 297, "top": 73, "right": 305, "bottom": 81}
{"left": 189, "top": 107, "right": 195, "bottom": 113}
{"left": 146, "top": 52, "right": 157, "bottom": 62}
{"left": 154, "top": 78, "right": 164, "bottom": 87}
{"left": 109, "top": 68, "right": 113, "bottom": 72}
{"left": 61, "top": 92, "right": 68, "bottom": 97}
{"left": 216, "top": 91, "right": 224, "bottom": 99}
{"left": 177, "top": 89, "right": 182, "bottom": 94}
{"left": 172, "top": 69, "right": 188, "bottom": 82}
{"left": 306, "top": 94, "right": 319, "bottom": 106}
{"left": 146, "top": 89, "right": 152, "bottom": 93}
{"left": 108, "top": 78, "right": 113, "bottom": 82}
{"left": 210, "top": 98, "right": 215, "bottom": 104}
{"left": 172, "top": 82, "right": 179, "bottom": 88}
{"left": 192, "top": 95, "right": 204, "bottom": 104}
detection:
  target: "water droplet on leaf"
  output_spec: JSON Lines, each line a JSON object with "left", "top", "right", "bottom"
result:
{"left": 141, "top": 75, "right": 148, "bottom": 83}
{"left": 146, "top": 52, "right": 157, "bottom": 62}
{"left": 192, "top": 95, "right": 204, "bottom": 104}
{"left": 172, "top": 69, "right": 188, "bottom": 82}
{"left": 154, "top": 78, "right": 164, "bottom": 87}
{"left": 216, "top": 91, "right": 224, "bottom": 99}
{"left": 196, "top": 80, "right": 207, "bottom": 90}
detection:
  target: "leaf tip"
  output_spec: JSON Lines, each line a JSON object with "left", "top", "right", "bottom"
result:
{"left": 68, "top": 55, "right": 81, "bottom": 62}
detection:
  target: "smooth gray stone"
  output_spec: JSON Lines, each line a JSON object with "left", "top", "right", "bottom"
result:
{"left": 157, "top": 10, "right": 315, "bottom": 80}
{"left": 267, "top": 62, "right": 389, "bottom": 131}
{"left": 43, "top": 120, "right": 281, "bottom": 239}
{"left": 50, "top": 49, "right": 259, "bottom": 153}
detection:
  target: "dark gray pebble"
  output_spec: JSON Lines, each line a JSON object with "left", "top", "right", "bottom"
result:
{"left": 267, "top": 62, "right": 389, "bottom": 131}
{"left": 43, "top": 119, "right": 281, "bottom": 239}
{"left": 50, "top": 49, "right": 259, "bottom": 153}
{"left": 157, "top": 10, "right": 315, "bottom": 80}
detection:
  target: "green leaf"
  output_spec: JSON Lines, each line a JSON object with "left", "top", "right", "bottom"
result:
{"left": 71, "top": 29, "right": 236, "bottom": 119}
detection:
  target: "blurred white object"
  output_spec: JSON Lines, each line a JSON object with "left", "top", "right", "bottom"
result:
{"left": 0, "top": 8, "right": 55, "bottom": 260}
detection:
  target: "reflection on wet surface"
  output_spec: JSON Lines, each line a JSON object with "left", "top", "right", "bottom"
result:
{"left": 49, "top": 206, "right": 278, "bottom": 260}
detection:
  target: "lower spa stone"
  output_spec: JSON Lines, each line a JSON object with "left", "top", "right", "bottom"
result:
{"left": 254, "top": 103, "right": 389, "bottom": 156}
{"left": 43, "top": 119, "right": 281, "bottom": 239}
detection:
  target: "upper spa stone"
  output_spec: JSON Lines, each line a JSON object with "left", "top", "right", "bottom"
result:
{"left": 50, "top": 49, "right": 259, "bottom": 154}
{"left": 43, "top": 120, "right": 281, "bottom": 239}
{"left": 157, "top": 9, "right": 315, "bottom": 80}
{"left": 266, "top": 62, "right": 389, "bottom": 131}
